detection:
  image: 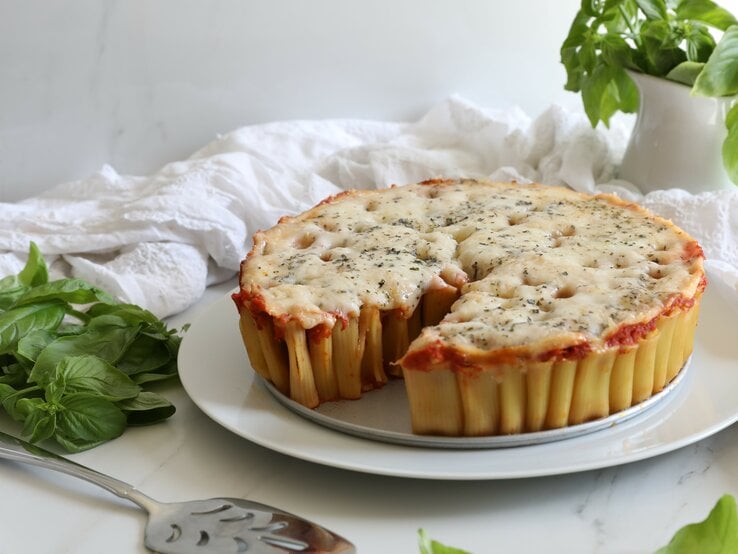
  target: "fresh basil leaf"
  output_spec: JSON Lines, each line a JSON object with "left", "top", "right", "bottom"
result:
{"left": 562, "top": 9, "right": 592, "bottom": 49}
{"left": 562, "top": 11, "right": 592, "bottom": 92}
{"left": 686, "top": 24, "right": 717, "bottom": 62}
{"left": 87, "top": 302, "right": 163, "bottom": 328}
{"left": 118, "top": 391, "right": 176, "bottom": 425}
{"left": 693, "top": 25, "right": 738, "bottom": 96}
{"left": 0, "top": 241, "right": 51, "bottom": 308}
{"left": 604, "top": 0, "right": 638, "bottom": 33}
{"left": 601, "top": 34, "right": 635, "bottom": 67}
{"left": 640, "top": 19, "right": 688, "bottom": 75}
{"left": 88, "top": 305, "right": 176, "bottom": 341}
{"left": 22, "top": 403, "right": 56, "bottom": 444}
{"left": 582, "top": 64, "right": 618, "bottom": 125}
{"left": 0, "top": 281, "right": 30, "bottom": 311}
{"left": 54, "top": 393, "right": 126, "bottom": 452}
{"left": 0, "top": 274, "right": 24, "bottom": 295}
{"left": 636, "top": 0, "right": 668, "bottom": 20}
{"left": 2, "top": 394, "right": 23, "bottom": 421}
{"left": 418, "top": 529, "right": 470, "bottom": 554}
{"left": 580, "top": 39, "right": 599, "bottom": 73}
{"left": 727, "top": 101, "right": 738, "bottom": 129}
{"left": 613, "top": 0, "right": 641, "bottom": 22}
{"left": 676, "top": 0, "right": 738, "bottom": 30}
{"left": 15, "top": 391, "right": 46, "bottom": 419}
{"left": 0, "top": 384, "right": 41, "bottom": 419}
{"left": 44, "top": 374, "right": 65, "bottom": 404}
{"left": 16, "top": 329, "right": 56, "bottom": 364}
{"left": 17, "top": 242, "right": 48, "bottom": 288}
{"left": 54, "top": 355, "right": 140, "bottom": 401}
{"left": 601, "top": 78, "right": 625, "bottom": 125}
{"left": 30, "top": 326, "right": 140, "bottom": 386}
{"left": 85, "top": 314, "right": 137, "bottom": 331}
{"left": 614, "top": 66, "right": 641, "bottom": 112}
{"left": 116, "top": 335, "right": 172, "bottom": 376}
{"left": 136, "top": 325, "right": 176, "bottom": 343}
{"left": 581, "top": 0, "right": 599, "bottom": 18}
{"left": 0, "top": 383, "right": 39, "bottom": 426}
{"left": 723, "top": 103, "right": 738, "bottom": 185}
{"left": 56, "top": 323, "right": 89, "bottom": 336}
{"left": 666, "top": 60, "right": 706, "bottom": 85}
{"left": 655, "top": 494, "right": 738, "bottom": 553}
{"left": 130, "top": 367, "right": 178, "bottom": 385}
{"left": 0, "top": 383, "right": 19, "bottom": 404}
{"left": 14, "top": 278, "right": 116, "bottom": 307}
{"left": 87, "top": 309, "right": 176, "bottom": 341}
{"left": 0, "top": 302, "right": 66, "bottom": 355}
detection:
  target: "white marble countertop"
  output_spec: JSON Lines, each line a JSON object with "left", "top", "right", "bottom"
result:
{"left": 0, "top": 278, "right": 736, "bottom": 554}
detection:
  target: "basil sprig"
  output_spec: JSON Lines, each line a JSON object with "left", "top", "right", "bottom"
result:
{"left": 0, "top": 243, "right": 182, "bottom": 452}
{"left": 560, "top": 0, "right": 738, "bottom": 185}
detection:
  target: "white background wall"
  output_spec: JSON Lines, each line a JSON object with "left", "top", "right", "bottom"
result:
{"left": 1, "top": 0, "right": 735, "bottom": 201}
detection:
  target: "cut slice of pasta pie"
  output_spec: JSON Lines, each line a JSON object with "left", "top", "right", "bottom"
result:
{"left": 232, "top": 179, "right": 706, "bottom": 437}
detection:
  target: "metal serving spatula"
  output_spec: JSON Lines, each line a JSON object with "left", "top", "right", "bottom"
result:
{"left": 0, "top": 431, "right": 355, "bottom": 553}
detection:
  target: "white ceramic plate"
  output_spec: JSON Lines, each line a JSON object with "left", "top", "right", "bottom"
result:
{"left": 178, "top": 279, "right": 738, "bottom": 480}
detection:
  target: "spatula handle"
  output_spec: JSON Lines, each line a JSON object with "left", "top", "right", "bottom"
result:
{"left": 0, "top": 430, "right": 157, "bottom": 512}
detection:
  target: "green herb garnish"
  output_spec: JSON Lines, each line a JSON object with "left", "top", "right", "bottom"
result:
{"left": 0, "top": 242, "right": 183, "bottom": 452}
{"left": 560, "top": 0, "right": 738, "bottom": 184}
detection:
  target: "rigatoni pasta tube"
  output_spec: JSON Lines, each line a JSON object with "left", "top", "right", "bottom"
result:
{"left": 331, "top": 316, "right": 364, "bottom": 399}
{"left": 360, "top": 306, "right": 387, "bottom": 390}
{"left": 285, "top": 322, "right": 319, "bottom": 408}
{"left": 382, "top": 309, "right": 409, "bottom": 378}
{"left": 237, "top": 310, "right": 270, "bottom": 380}
{"left": 307, "top": 326, "right": 338, "bottom": 402}
{"left": 255, "top": 318, "right": 290, "bottom": 395}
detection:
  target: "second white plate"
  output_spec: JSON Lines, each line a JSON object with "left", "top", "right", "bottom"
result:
{"left": 178, "top": 279, "right": 738, "bottom": 480}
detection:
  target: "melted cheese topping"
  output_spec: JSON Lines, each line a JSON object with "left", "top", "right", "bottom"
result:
{"left": 240, "top": 179, "right": 704, "bottom": 358}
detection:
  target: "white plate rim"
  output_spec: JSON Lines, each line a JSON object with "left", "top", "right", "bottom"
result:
{"left": 178, "top": 283, "right": 738, "bottom": 480}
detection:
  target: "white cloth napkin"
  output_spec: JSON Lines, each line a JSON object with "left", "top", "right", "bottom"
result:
{"left": 0, "top": 95, "right": 735, "bottom": 318}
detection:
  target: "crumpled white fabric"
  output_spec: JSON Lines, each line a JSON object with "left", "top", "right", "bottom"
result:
{"left": 0, "top": 95, "right": 735, "bottom": 318}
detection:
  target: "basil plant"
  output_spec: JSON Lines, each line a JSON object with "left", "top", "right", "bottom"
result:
{"left": 561, "top": 0, "right": 738, "bottom": 184}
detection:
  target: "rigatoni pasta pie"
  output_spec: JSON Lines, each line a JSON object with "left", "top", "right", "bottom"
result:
{"left": 232, "top": 179, "right": 706, "bottom": 437}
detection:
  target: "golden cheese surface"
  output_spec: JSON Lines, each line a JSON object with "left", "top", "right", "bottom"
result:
{"left": 240, "top": 179, "right": 704, "bottom": 356}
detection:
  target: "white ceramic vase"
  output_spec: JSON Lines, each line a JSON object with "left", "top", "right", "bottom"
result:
{"left": 618, "top": 70, "right": 737, "bottom": 193}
